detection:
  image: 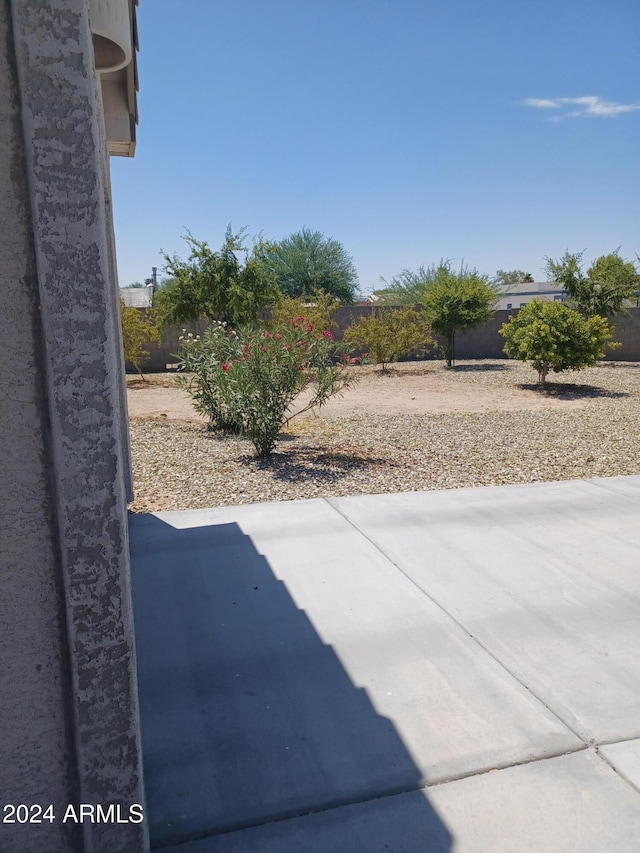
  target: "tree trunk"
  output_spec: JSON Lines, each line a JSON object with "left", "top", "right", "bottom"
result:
{"left": 444, "top": 331, "right": 455, "bottom": 367}
{"left": 539, "top": 365, "right": 548, "bottom": 387}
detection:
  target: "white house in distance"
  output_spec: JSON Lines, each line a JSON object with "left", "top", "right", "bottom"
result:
{"left": 121, "top": 283, "right": 154, "bottom": 307}
{"left": 495, "top": 281, "right": 566, "bottom": 311}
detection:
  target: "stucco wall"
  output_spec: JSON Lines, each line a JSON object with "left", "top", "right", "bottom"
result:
{"left": 2, "top": 2, "right": 147, "bottom": 851}
{"left": 0, "top": 5, "right": 81, "bottom": 850}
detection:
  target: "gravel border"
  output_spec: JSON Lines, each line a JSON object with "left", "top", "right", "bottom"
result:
{"left": 128, "top": 361, "right": 640, "bottom": 512}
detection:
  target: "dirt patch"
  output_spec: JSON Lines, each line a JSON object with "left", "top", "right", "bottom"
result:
{"left": 126, "top": 362, "right": 589, "bottom": 422}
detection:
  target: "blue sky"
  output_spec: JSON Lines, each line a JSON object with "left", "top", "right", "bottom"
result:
{"left": 111, "top": 0, "right": 640, "bottom": 294}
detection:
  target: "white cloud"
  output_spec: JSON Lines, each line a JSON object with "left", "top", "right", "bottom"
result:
{"left": 524, "top": 98, "right": 561, "bottom": 109}
{"left": 524, "top": 95, "right": 640, "bottom": 119}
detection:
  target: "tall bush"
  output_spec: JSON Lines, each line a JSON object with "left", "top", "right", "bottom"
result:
{"left": 544, "top": 249, "right": 637, "bottom": 318}
{"left": 157, "top": 227, "right": 277, "bottom": 327}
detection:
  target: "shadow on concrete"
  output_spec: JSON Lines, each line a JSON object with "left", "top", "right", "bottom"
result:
{"left": 130, "top": 514, "right": 451, "bottom": 851}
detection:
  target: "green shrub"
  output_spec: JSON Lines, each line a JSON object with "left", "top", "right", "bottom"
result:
{"left": 120, "top": 300, "right": 161, "bottom": 377}
{"left": 343, "top": 306, "right": 432, "bottom": 372}
{"left": 178, "top": 319, "right": 352, "bottom": 457}
{"left": 499, "top": 299, "right": 614, "bottom": 387}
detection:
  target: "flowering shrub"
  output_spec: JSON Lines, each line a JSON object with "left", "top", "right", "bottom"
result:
{"left": 178, "top": 319, "right": 353, "bottom": 457}
{"left": 176, "top": 323, "right": 244, "bottom": 433}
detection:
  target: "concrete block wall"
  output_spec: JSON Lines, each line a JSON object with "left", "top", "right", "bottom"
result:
{"left": 126, "top": 317, "right": 209, "bottom": 373}
{"left": 607, "top": 310, "right": 640, "bottom": 360}
{"left": 135, "top": 306, "right": 640, "bottom": 372}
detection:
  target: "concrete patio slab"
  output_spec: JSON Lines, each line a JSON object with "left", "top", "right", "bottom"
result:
{"left": 129, "top": 475, "right": 640, "bottom": 850}
{"left": 163, "top": 750, "right": 640, "bottom": 853}
{"left": 329, "top": 476, "right": 640, "bottom": 743}
{"left": 599, "top": 739, "right": 640, "bottom": 792}
{"left": 130, "top": 499, "right": 579, "bottom": 848}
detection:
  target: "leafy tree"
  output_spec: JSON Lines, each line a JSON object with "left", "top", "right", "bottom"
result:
{"left": 424, "top": 272, "right": 497, "bottom": 367}
{"left": 156, "top": 227, "right": 277, "bottom": 327}
{"left": 343, "top": 306, "right": 432, "bottom": 372}
{"left": 120, "top": 299, "right": 161, "bottom": 377}
{"left": 378, "top": 261, "right": 497, "bottom": 366}
{"left": 123, "top": 281, "right": 146, "bottom": 289}
{"left": 544, "top": 249, "right": 637, "bottom": 317}
{"left": 494, "top": 269, "right": 534, "bottom": 287}
{"left": 374, "top": 264, "right": 436, "bottom": 304}
{"left": 499, "top": 299, "right": 613, "bottom": 387}
{"left": 258, "top": 228, "right": 359, "bottom": 302}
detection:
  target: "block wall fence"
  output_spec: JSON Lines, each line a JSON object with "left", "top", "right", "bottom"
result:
{"left": 128, "top": 306, "right": 640, "bottom": 373}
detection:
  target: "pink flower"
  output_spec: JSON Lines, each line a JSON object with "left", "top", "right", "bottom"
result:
{"left": 275, "top": 333, "right": 282, "bottom": 340}
{"left": 321, "top": 330, "right": 334, "bottom": 341}
{"left": 221, "top": 363, "right": 230, "bottom": 372}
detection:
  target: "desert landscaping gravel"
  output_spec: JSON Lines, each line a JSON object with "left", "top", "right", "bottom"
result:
{"left": 127, "top": 361, "right": 640, "bottom": 512}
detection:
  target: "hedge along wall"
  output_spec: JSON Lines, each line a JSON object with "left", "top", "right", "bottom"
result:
{"left": 126, "top": 306, "right": 640, "bottom": 373}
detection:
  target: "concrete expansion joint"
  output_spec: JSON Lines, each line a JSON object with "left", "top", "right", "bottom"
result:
{"left": 426, "top": 743, "right": 590, "bottom": 789}
{"left": 151, "top": 747, "right": 596, "bottom": 851}
{"left": 148, "top": 783, "right": 427, "bottom": 850}
{"left": 593, "top": 743, "right": 640, "bottom": 796}
{"left": 324, "top": 498, "right": 590, "bottom": 748}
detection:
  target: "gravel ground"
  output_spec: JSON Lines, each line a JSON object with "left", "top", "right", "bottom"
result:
{"left": 128, "top": 361, "right": 640, "bottom": 512}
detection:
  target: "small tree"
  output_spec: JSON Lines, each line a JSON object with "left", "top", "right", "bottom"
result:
{"left": 376, "top": 261, "right": 497, "bottom": 366}
{"left": 258, "top": 228, "right": 359, "bottom": 302}
{"left": 120, "top": 300, "right": 161, "bottom": 378}
{"left": 544, "top": 249, "right": 637, "bottom": 318}
{"left": 499, "top": 299, "right": 613, "bottom": 387}
{"left": 424, "top": 274, "right": 497, "bottom": 367}
{"left": 343, "top": 306, "right": 432, "bottom": 372}
{"left": 157, "top": 227, "right": 277, "bottom": 327}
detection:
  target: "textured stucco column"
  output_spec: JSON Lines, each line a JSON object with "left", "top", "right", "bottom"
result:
{"left": 1, "top": 1, "right": 148, "bottom": 851}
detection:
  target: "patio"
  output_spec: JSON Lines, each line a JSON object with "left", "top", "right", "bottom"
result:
{"left": 130, "top": 476, "right": 640, "bottom": 852}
